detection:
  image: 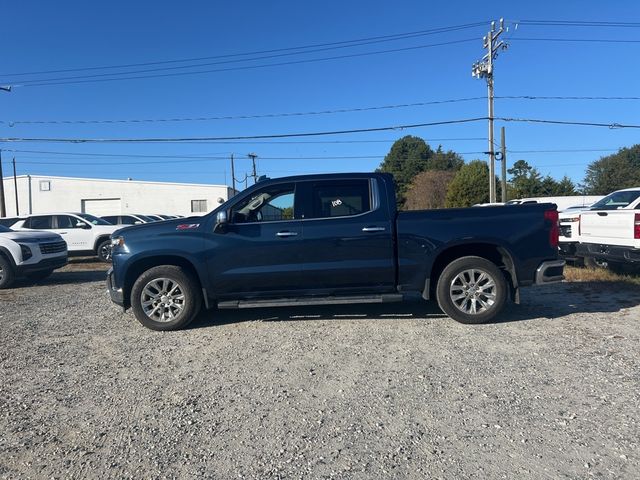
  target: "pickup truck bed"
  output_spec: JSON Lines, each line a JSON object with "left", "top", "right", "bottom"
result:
{"left": 107, "top": 172, "right": 564, "bottom": 330}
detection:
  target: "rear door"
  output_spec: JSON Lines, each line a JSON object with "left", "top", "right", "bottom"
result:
{"left": 580, "top": 191, "right": 640, "bottom": 246}
{"left": 205, "top": 181, "right": 306, "bottom": 298}
{"left": 298, "top": 178, "right": 395, "bottom": 294}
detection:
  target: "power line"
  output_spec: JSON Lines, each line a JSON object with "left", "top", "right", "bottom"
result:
{"left": 0, "top": 117, "right": 488, "bottom": 143}
{"left": 497, "top": 117, "right": 640, "bottom": 128}
{"left": 0, "top": 22, "right": 487, "bottom": 79}
{"left": 12, "top": 38, "right": 478, "bottom": 88}
{"left": 0, "top": 97, "right": 486, "bottom": 125}
{"left": 510, "top": 37, "right": 640, "bottom": 44}
{"left": 513, "top": 20, "right": 640, "bottom": 28}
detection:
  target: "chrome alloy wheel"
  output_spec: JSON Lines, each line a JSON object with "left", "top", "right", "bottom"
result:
{"left": 449, "top": 268, "right": 497, "bottom": 315}
{"left": 99, "top": 244, "right": 112, "bottom": 262}
{"left": 0, "top": 265, "right": 4, "bottom": 283}
{"left": 140, "top": 278, "right": 186, "bottom": 322}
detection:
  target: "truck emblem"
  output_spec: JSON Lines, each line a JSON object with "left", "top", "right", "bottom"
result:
{"left": 331, "top": 199, "right": 343, "bottom": 207}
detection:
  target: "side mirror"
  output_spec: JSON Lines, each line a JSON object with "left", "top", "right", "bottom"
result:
{"left": 77, "top": 221, "right": 91, "bottom": 229}
{"left": 134, "top": 221, "right": 142, "bottom": 225}
{"left": 215, "top": 210, "right": 228, "bottom": 233}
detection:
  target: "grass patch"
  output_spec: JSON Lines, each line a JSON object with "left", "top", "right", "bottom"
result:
{"left": 564, "top": 265, "right": 640, "bottom": 286}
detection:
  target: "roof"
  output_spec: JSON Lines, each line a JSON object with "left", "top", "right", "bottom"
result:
{"left": 2, "top": 174, "right": 229, "bottom": 189}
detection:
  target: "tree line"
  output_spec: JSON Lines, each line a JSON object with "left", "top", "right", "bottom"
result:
{"left": 377, "top": 136, "right": 640, "bottom": 209}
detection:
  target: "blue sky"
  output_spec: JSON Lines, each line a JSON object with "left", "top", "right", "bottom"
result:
{"left": 1, "top": 0, "right": 639, "bottom": 188}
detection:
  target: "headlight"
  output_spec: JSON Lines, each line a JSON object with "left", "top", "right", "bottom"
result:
{"left": 19, "top": 244, "right": 33, "bottom": 261}
{"left": 111, "top": 236, "right": 125, "bottom": 248}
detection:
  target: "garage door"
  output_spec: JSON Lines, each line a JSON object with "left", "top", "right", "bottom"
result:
{"left": 81, "top": 198, "right": 122, "bottom": 216}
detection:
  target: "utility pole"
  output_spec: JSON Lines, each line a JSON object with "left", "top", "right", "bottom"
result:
{"left": 0, "top": 150, "right": 6, "bottom": 217}
{"left": 248, "top": 153, "right": 258, "bottom": 184}
{"left": 472, "top": 18, "right": 508, "bottom": 203}
{"left": 500, "top": 127, "right": 507, "bottom": 202}
{"left": 13, "top": 157, "right": 19, "bottom": 214}
{"left": 230, "top": 153, "right": 236, "bottom": 194}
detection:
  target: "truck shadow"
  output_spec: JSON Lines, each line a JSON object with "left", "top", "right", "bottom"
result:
{"left": 189, "top": 282, "right": 640, "bottom": 329}
{"left": 12, "top": 269, "right": 108, "bottom": 288}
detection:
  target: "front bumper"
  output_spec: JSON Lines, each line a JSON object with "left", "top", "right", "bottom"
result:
{"left": 16, "top": 255, "right": 68, "bottom": 275}
{"left": 576, "top": 243, "right": 640, "bottom": 264}
{"left": 106, "top": 267, "right": 124, "bottom": 307}
{"left": 535, "top": 259, "right": 565, "bottom": 285}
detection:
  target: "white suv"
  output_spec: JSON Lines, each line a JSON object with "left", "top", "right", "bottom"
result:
{"left": 12, "top": 213, "right": 121, "bottom": 262}
{"left": 0, "top": 224, "right": 68, "bottom": 289}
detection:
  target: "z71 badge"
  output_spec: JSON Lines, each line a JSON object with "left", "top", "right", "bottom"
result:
{"left": 176, "top": 223, "right": 200, "bottom": 230}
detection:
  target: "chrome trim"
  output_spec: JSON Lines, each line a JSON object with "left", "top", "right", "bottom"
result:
{"left": 535, "top": 259, "right": 565, "bottom": 285}
{"left": 276, "top": 231, "right": 298, "bottom": 237}
{"left": 362, "top": 227, "right": 386, "bottom": 232}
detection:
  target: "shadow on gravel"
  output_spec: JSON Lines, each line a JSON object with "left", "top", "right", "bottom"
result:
{"left": 188, "top": 281, "right": 640, "bottom": 330}
{"left": 189, "top": 299, "right": 447, "bottom": 330}
{"left": 12, "top": 270, "right": 107, "bottom": 289}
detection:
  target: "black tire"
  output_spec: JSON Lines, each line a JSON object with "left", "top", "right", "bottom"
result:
{"left": 96, "top": 239, "right": 112, "bottom": 263}
{"left": 130, "top": 265, "right": 202, "bottom": 331}
{"left": 25, "top": 269, "right": 54, "bottom": 282}
{"left": 0, "top": 255, "right": 16, "bottom": 289}
{"left": 436, "top": 256, "right": 508, "bottom": 325}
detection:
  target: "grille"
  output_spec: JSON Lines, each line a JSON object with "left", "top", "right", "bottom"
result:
{"left": 560, "top": 225, "right": 572, "bottom": 237}
{"left": 40, "top": 241, "right": 67, "bottom": 255}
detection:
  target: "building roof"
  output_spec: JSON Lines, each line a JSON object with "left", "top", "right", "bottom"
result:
{"left": 3, "top": 174, "right": 229, "bottom": 189}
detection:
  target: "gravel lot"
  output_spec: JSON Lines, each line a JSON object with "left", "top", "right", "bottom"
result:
{"left": 1, "top": 259, "right": 639, "bottom": 479}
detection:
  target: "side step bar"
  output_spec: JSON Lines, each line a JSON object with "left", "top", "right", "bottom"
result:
{"left": 217, "top": 294, "right": 404, "bottom": 309}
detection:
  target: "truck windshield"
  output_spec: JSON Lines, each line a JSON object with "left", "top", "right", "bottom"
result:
{"left": 77, "top": 213, "right": 112, "bottom": 225}
{"left": 590, "top": 191, "right": 640, "bottom": 210}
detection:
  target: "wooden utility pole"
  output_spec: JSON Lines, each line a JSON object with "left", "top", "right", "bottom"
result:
{"left": 248, "top": 153, "right": 258, "bottom": 184}
{"left": 230, "top": 153, "right": 236, "bottom": 195}
{"left": 472, "top": 19, "right": 508, "bottom": 203}
{"left": 0, "top": 150, "right": 6, "bottom": 217}
{"left": 12, "top": 157, "right": 19, "bottom": 214}
{"left": 500, "top": 127, "right": 507, "bottom": 202}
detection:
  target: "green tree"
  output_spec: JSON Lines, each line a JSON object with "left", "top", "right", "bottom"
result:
{"left": 426, "top": 146, "right": 464, "bottom": 171}
{"left": 508, "top": 159, "right": 544, "bottom": 198}
{"left": 377, "top": 135, "right": 434, "bottom": 207}
{"left": 582, "top": 145, "right": 640, "bottom": 194}
{"left": 445, "top": 160, "right": 491, "bottom": 208}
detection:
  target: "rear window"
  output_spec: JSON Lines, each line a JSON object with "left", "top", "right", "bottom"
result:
{"left": 310, "top": 180, "right": 371, "bottom": 219}
{"left": 590, "top": 191, "right": 640, "bottom": 210}
{"left": 27, "top": 216, "right": 53, "bottom": 229}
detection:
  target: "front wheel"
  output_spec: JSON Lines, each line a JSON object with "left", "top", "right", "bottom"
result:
{"left": 96, "top": 239, "right": 112, "bottom": 263}
{"left": 436, "top": 256, "right": 508, "bottom": 324}
{"left": 0, "top": 255, "right": 16, "bottom": 289}
{"left": 130, "top": 265, "right": 202, "bottom": 331}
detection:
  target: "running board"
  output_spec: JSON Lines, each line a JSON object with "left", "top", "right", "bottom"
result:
{"left": 217, "top": 294, "right": 403, "bottom": 309}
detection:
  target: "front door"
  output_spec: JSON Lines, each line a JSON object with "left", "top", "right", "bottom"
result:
{"left": 206, "top": 182, "right": 306, "bottom": 298}
{"left": 54, "top": 215, "right": 91, "bottom": 251}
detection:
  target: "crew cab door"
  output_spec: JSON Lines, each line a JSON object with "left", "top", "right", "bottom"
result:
{"left": 53, "top": 215, "right": 92, "bottom": 251}
{"left": 580, "top": 191, "right": 640, "bottom": 247}
{"left": 298, "top": 178, "right": 396, "bottom": 293}
{"left": 205, "top": 182, "right": 305, "bottom": 298}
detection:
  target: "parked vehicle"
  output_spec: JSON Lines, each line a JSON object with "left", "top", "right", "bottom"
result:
{"left": 506, "top": 195, "right": 603, "bottom": 211}
{"left": 144, "top": 214, "right": 165, "bottom": 222}
{"left": 0, "top": 217, "right": 24, "bottom": 228}
{"left": 0, "top": 224, "right": 68, "bottom": 289}
{"left": 107, "top": 173, "right": 564, "bottom": 331}
{"left": 101, "top": 214, "right": 154, "bottom": 226}
{"left": 575, "top": 187, "right": 640, "bottom": 268}
{"left": 12, "top": 213, "right": 120, "bottom": 262}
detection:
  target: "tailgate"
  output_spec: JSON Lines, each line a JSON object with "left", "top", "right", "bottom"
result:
{"left": 580, "top": 210, "right": 639, "bottom": 246}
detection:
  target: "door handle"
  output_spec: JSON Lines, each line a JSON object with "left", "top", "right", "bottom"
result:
{"left": 59, "top": 231, "right": 68, "bottom": 234}
{"left": 276, "top": 231, "right": 298, "bottom": 237}
{"left": 597, "top": 212, "right": 608, "bottom": 216}
{"left": 362, "top": 227, "right": 386, "bottom": 232}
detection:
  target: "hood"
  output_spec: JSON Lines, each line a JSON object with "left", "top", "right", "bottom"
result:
{"left": 0, "top": 230, "right": 63, "bottom": 243}
{"left": 114, "top": 217, "right": 205, "bottom": 237}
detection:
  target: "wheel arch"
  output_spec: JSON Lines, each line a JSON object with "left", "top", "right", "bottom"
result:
{"left": 93, "top": 235, "right": 112, "bottom": 253}
{"left": 424, "top": 242, "right": 519, "bottom": 302}
{"left": 122, "top": 255, "right": 202, "bottom": 309}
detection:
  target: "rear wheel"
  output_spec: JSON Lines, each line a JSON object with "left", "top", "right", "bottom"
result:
{"left": 436, "top": 256, "right": 507, "bottom": 324}
{"left": 130, "top": 265, "right": 202, "bottom": 331}
{"left": 0, "top": 255, "right": 16, "bottom": 289}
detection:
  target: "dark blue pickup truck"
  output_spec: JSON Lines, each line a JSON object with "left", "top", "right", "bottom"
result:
{"left": 107, "top": 172, "right": 564, "bottom": 330}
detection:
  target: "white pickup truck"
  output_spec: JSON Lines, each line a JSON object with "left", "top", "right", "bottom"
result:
{"left": 11, "top": 212, "right": 121, "bottom": 262}
{"left": 0, "top": 224, "right": 68, "bottom": 289}
{"left": 575, "top": 187, "right": 640, "bottom": 268}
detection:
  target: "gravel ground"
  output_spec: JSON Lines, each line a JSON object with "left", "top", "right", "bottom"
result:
{"left": 1, "top": 260, "right": 639, "bottom": 479}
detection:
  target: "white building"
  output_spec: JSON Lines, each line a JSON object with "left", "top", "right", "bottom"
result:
{"left": 1, "top": 175, "right": 234, "bottom": 217}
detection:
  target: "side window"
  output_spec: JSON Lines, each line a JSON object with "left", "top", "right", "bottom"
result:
{"left": 310, "top": 180, "right": 371, "bottom": 219}
{"left": 102, "top": 216, "right": 117, "bottom": 224}
{"left": 28, "top": 216, "right": 53, "bottom": 229}
{"left": 57, "top": 215, "right": 87, "bottom": 229}
{"left": 231, "top": 183, "right": 295, "bottom": 223}
{"left": 120, "top": 216, "right": 137, "bottom": 225}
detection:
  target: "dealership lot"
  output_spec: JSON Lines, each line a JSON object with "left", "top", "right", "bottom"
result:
{"left": 1, "top": 261, "right": 639, "bottom": 479}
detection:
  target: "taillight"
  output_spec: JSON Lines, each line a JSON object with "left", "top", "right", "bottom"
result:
{"left": 635, "top": 213, "right": 640, "bottom": 239}
{"left": 544, "top": 209, "right": 559, "bottom": 247}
